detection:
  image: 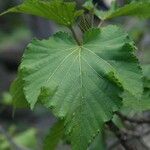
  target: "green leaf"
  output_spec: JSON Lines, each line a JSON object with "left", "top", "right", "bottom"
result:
{"left": 14, "top": 128, "right": 37, "bottom": 149}
{"left": 112, "top": 114, "right": 125, "bottom": 129}
{"left": 122, "top": 90, "right": 150, "bottom": 112}
{"left": 14, "top": 25, "right": 142, "bottom": 149}
{"left": 88, "top": 130, "right": 106, "bottom": 150}
{"left": 142, "top": 64, "right": 150, "bottom": 88}
{"left": 43, "top": 120, "right": 64, "bottom": 150}
{"left": 1, "top": 92, "right": 12, "bottom": 106}
{"left": 0, "top": 0, "right": 83, "bottom": 26}
{"left": 83, "top": 0, "right": 94, "bottom": 11}
{"left": 88, "top": 129, "right": 106, "bottom": 150}
{"left": 95, "top": 1, "right": 150, "bottom": 20}
{"left": 142, "top": 64, "right": 150, "bottom": 80}
{"left": 121, "top": 64, "right": 150, "bottom": 112}
{"left": 0, "top": 128, "right": 37, "bottom": 150}
{"left": 10, "top": 72, "right": 29, "bottom": 108}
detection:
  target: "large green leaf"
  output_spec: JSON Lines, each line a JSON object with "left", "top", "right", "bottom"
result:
{"left": 14, "top": 25, "right": 142, "bottom": 149}
{"left": 0, "top": 0, "right": 83, "bottom": 26}
{"left": 44, "top": 120, "right": 64, "bottom": 150}
{"left": 95, "top": 1, "right": 150, "bottom": 20}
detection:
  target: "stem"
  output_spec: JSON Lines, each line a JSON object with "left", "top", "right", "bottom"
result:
{"left": 98, "top": 20, "right": 104, "bottom": 28}
{"left": 90, "top": 3, "right": 97, "bottom": 27}
{"left": 81, "top": 15, "right": 91, "bottom": 31}
{"left": 90, "top": 8, "right": 94, "bottom": 27}
{"left": 69, "top": 26, "right": 81, "bottom": 45}
{"left": 116, "top": 112, "right": 150, "bottom": 124}
{"left": 107, "top": 121, "right": 134, "bottom": 150}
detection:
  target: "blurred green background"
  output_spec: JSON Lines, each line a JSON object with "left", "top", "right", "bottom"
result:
{"left": 0, "top": 0, "right": 149, "bottom": 150}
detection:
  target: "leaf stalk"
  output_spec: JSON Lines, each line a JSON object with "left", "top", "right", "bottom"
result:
{"left": 69, "top": 26, "right": 81, "bottom": 45}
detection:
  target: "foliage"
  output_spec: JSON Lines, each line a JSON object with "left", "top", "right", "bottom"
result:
{"left": 88, "top": 131, "right": 106, "bottom": 150}
{"left": 0, "top": 0, "right": 83, "bottom": 26}
{"left": 10, "top": 72, "right": 29, "bottom": 108}
{"left": 44, "top": 120, "right": 64, "bottom": 150}
{"left": 122, "top": 64, "right": 150, "bottom": 112}
{"left": 84, "top": 0, "right": 150, "bottom": 20}
{"left": 0, "top": 0, "right": 150, "bottom": 150}
{"left": 0, "top": 27, "right": 31, "bottom": 51}
{"left": 142, "top": 64, "right": 150, "bottom": 88}
{"left": 0, "top": 128, "right": 37, "bottom": 150}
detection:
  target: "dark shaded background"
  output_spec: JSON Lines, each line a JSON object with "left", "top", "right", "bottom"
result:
{"left": 0, "top": 0, "right": 150, "bottom": 150}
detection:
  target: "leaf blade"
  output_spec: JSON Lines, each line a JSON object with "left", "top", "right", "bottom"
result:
{"left": 95, "top": 1, "right": 150, "bottom": 20}
{"left": 13, "top": 25, "right": 142, "bottom": 150}
{"left": 0, "top": 0, "right": 83, "bottom": 26}
{"left": 10, "top": 72, "right": 29, "bottom": 108}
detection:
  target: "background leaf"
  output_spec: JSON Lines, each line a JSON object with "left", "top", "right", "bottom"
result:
{"left": 0, "top": 128, "right": 37, "bottom": 150}
{"left": 10, "top": 72, "right": 29, "bottom": 108}
{"left": 0, "top": 0, "right": 83, "bottom": 26}
{"left": 94, "top": 1, "right": 150, "bottom": 20}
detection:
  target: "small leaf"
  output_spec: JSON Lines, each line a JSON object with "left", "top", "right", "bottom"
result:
{"left": 112, "top": 114, "right": 125, "bottom": 129}
{"left": 95, "top": 1, "right": 150, "bottom": 20}
{"left": 83, "top": 0, "right": 94, "bottom": 11}
{"left": 1, "top": 92, "right": 12, "bottom": 106}
{"left": 0, "top": 0, "right": 83, "bottom": 26}
{"left": 43, "top": 120, "right": 64, "bottom": 150}
{"left": 10, "top": 72, "right": 29, "bottom": 108}
{"left": 0, "top": 128, "right": 37, "bottom": 150}
{"left": 14, "top": 128, "right": 37, "bottom": 149}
